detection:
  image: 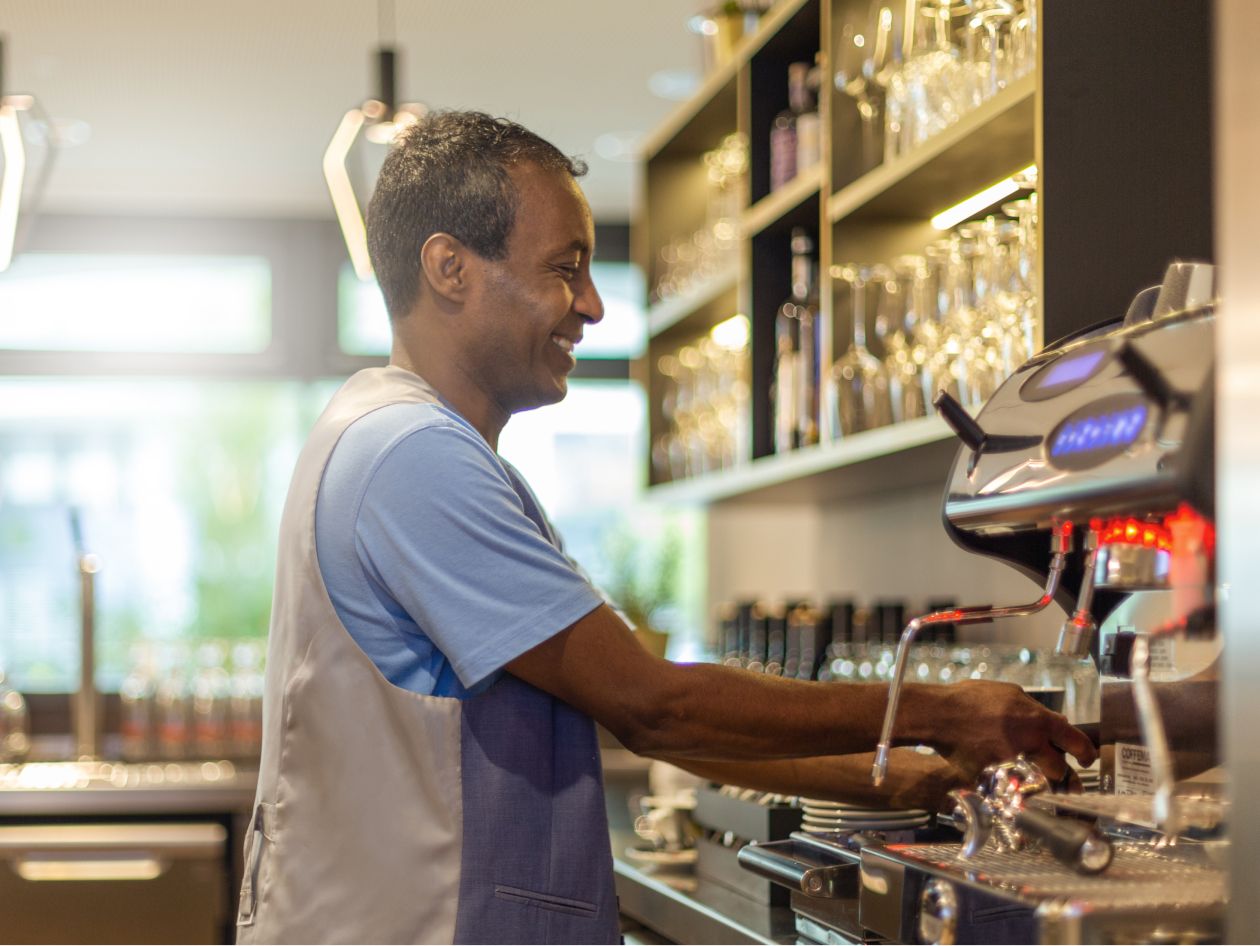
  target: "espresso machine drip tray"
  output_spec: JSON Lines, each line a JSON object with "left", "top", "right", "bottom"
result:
{"left": 882, "top": 840, "right": 1225, "bottom": 908}
{"left": 857, "top": 838, "right": 1226, "bottom": 944}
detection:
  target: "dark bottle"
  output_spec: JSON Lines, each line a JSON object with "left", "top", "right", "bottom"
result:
{"left": 769, "top": 62, "right": 812, "bottom": 191}
{"left": 773, "top": 228, "right": 821, "bottom": 453}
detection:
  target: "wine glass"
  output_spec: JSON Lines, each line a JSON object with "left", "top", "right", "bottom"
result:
{"left": 886, "top": 255, "right": 930, "bottom": 422}
{"left": 830, "top": 264, "right": 894, "bottom": 435}
{"left": 1001, "top": 191, "right": 1040, "bottom": 359}
{"left": 835, "top": 1, "right": 894, "bottom": 172}
{"left": 966, "top": 0, "right": 1017, "bottom": 102}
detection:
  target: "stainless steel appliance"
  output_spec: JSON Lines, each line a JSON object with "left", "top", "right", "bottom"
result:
{"left": 740, "top": 262, "right": 1226, "bottom": 944}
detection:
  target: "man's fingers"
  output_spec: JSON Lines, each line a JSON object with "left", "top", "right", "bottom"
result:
{"left": 1030, "top": 746, "right": 1068, "bottom": 782}
{"left": 1049, "top": 715, "right": 1098, "bottom": 767}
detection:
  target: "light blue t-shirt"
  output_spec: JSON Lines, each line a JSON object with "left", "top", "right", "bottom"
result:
{"left": 314, "top": 401, "right": 604, "bottom": 698}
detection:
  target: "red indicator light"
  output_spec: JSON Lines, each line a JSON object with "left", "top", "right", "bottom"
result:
{"left": 1164, "top": 503, "right": 1216, "bottom": 555}
{"left": 1097, "top": 516, "right": 1172, "bottom": 550}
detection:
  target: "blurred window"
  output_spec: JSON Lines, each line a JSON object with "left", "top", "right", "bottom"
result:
{"left": 0, "top": 248, "right": 706, "bottom": 696}
{"left": 0, "top": 255, "right": 272, "bottom": 353}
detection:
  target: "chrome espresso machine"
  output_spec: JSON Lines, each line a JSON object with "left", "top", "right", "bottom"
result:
{"left": 740, "top": 262, "right": 1226, "bottom": 944}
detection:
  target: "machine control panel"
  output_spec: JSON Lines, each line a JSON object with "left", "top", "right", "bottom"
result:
{"left": 943, "top": 307, "right": 1213, "bottom": 535}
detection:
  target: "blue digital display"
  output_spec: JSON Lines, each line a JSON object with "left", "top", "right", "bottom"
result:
{"left": 1050, "top": 404, "right": 1148, "bottom": 457}
{"left": 1039, "top": 349, "right": 1107, "bottom": 389}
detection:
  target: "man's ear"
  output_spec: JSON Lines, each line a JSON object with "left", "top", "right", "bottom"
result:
{"left": 419, "top": 233, "right": 475, "bottom": 305}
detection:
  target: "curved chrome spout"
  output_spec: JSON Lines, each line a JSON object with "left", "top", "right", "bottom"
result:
{"left": 1131, "top": 635, "right": 1180, "bottom": 842}
{"left": 872, "top": 523, "right": 1073, "bottom": 786}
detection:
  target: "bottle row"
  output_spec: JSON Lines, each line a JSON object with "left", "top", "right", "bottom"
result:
{"left": 118, "top": 639, "right": 264, "bottom": 762}
{"left": 716, "top": 597, "right": 1100, "bottom": 723}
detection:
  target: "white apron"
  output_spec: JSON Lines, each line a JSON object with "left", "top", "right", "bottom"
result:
{"left": 236, "top": 366, "right": 618, "bottom": 944}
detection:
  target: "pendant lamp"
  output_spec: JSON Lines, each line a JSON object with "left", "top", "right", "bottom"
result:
{"left": 0, "top": 34, "right": 59, "bottom": 274}
{"left": 323, "top": 0, "right": 426, "bottom": 280}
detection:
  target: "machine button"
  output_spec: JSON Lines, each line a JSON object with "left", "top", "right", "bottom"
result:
{"left": 918, "top": 877, "right": 959, "bottom": 945}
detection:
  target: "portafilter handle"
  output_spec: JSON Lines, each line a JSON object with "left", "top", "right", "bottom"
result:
{"left": 871, "top": 523, "right": 1073, "bottom": 786}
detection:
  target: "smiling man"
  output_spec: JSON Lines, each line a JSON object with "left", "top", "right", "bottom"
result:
{"left": 238, "top": 111, "right": 1095, "bottom": 945}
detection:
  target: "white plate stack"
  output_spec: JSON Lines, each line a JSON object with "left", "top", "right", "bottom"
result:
{"left": 799, "top": 797, "right": 931, "bottom": 834}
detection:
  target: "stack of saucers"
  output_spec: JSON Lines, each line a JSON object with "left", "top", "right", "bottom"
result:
{"left": 799, "top": 798, "right": 931, "bottom": 834}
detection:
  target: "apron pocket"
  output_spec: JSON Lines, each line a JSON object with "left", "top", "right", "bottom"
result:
{"left": 236, "top": 802, "right": 276, "bottom": 927}
{"left": 493, "top": 884, "right": 598, "bottom": 918}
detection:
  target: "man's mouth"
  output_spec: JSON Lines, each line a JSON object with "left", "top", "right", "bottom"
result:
{"left": 550, "top": 334, "right": 577, "bottom": 355}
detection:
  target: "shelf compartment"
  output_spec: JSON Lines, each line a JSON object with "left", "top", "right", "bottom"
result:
{"left": 638, "top": 0, "right": 814, "bottom": 161}
{"left": 646, "top": 267, "right": 740, "bottom": 339}
{"left": 827, "top": 75, "right": 1035, "bottom": 224}
{"left": 645, "top": 415, "right": 959, "bottom": 504}
{"left": 741, "top": 166, "right": 823, "bottom": 238}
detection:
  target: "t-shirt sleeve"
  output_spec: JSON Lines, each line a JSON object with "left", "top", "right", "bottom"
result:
{"left": 354, "top": 422, "right": 604, "bottom": 690}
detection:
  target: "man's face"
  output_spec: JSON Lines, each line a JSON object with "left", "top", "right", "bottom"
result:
{"left": 466, "top": 163, "right": 604, "bottom": 414}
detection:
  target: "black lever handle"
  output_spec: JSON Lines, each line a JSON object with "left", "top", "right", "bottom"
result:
{"left": 1116, "top": 341, "right": 1187, "bottom": 413}
{"left": 1013, "top": 806, "right": 1113, "bottom": 875}
{"left": 933, "top": 390, "right": 985, "bottom": 452}
{"left": 933, "top": 390, "right": 1043, "bottom": 460}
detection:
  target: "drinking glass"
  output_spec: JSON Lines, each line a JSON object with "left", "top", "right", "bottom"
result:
{"left": 875, "top": 257, "right": 929, "bottom": 423}
{"left": 965, "top": 0, "right": 1017, "bottom": 102}
{"left": 1009, "top": 0, "right": 1036, "bottom": 80}
{"left": 835, "top": 1, "right": 894, "bottom": 172}
{"left": 889, "top": 0, "right": 968, "bottom": 157}
{"left": 945, "top": 225, "right": 998, "bottom": 409}
{"left": 830, "top": 264, "right": 893, "bottom": 436}
{"left": 1001, "top": 191, "right": 1040, "bottom": 359}
{"left": 920, "top": 239, "right": 963, "bottom": 407}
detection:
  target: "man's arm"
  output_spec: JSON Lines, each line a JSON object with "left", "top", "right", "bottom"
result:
{"left": 507, "top": 604, "right": 1096, "bottom": 781}
{"left": 658, "top": 750, "right": 971, "bottom": 814}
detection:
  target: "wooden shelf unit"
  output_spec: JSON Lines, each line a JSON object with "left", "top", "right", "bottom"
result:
{"left": 636, "top": 0, "right": 1213, "bottom": 505}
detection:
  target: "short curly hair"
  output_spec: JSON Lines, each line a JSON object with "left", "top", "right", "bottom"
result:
{"left": 366, "top": 110, "right": 588, "bottom": 319}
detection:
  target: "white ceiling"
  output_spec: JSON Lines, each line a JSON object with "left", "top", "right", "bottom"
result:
{"left": 0, "top": 0, "right": 704, "bottom": 222}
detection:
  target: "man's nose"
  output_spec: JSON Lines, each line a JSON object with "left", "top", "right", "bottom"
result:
{"left": 576, "top": 278, "right": 604, "bottom": 323}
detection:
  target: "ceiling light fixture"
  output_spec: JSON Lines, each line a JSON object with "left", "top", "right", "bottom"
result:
{"left": 0, "top": 34, "right": 60, "bottom": 274}
{"left": 323, "top": 0, "right": 427, "bottom": 280}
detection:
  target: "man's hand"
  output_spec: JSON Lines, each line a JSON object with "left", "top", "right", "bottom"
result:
{"left": 904, "top": 679, "right": 1098, "bottom": 782}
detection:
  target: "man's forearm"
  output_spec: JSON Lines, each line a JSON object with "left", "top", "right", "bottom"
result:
{"left": 509, "top": 604, "right": 1095, "bottom": 780}
{"left": 621, "top": 660, "right": 950, "bottom": 762}
{"left": 658, "top": 750, "right": 964, "bottom": 814}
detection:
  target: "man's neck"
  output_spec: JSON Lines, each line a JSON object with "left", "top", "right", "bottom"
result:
{"left": 389, "top": 343, "right": 508, "bottom": 451}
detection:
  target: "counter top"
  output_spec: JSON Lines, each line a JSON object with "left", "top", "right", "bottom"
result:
{"left": 611, "top": 832, "right": 796, "bottom": 945}
{"left": 0, "top": 760, "right": 258, "bottom": 816}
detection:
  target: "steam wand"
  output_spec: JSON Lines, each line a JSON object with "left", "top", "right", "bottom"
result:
{"left": 871, "top": 523, "right": 1072, "bottom": 786}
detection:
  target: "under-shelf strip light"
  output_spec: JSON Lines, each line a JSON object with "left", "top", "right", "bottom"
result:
{"left": 931, "top": 164, "right": 1037, "bottom": 231}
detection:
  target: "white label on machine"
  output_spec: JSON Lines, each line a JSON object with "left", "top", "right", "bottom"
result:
{"left": 1148, "top": 636, "right": 1177, "bottom": 676}
{"left": 1115, "top": 742, "right": 1155, "bottom": 794}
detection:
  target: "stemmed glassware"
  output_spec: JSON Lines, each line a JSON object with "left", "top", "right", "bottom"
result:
{"left": 652, "top": 320, "right": 751, "bottom": 483}
{"left": 830, "top": 264, "right": 893, "bottom": 436}
{"left": 965, "top": 0, "right": 1018, "bottom": 103}
{"left": 881, "top": 0, "right": 1036, "bottom": 162}
{"left": 652, "top": 133, "right": 748, "bottom": 303}
{"left": 835, "top": 1, "right": 897, "bottom": 173}
{"left": 875, "top": 255, "right": 930, "bottom": 423}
